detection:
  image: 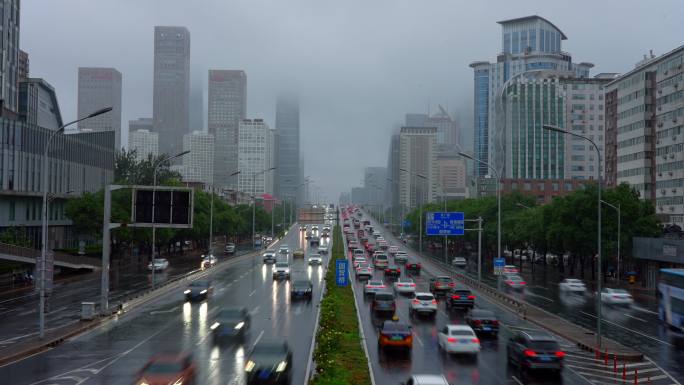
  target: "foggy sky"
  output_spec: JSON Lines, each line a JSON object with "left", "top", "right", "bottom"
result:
{"left": 20, "top": 0, "right": 684, "bottom": 202}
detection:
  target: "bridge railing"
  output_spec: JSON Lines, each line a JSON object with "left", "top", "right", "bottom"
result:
{"left": 0, "top": 242, "right": 100, "bottom": 268}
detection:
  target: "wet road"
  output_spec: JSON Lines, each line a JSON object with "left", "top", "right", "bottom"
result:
{"left": 352, "top": 210, "right": 682, "bottom": 385}
{"left": 0, "top": 226, "right": 328, "bottom": 385}
{"left": 0, "top": 243, "right": 249, "bottom": 350}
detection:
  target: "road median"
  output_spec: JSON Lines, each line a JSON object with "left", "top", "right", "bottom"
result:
{"left": 310, "top": 225, "right": 372, "bottom": 385}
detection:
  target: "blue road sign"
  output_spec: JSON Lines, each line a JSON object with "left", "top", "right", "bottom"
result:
{"left": 494, "top": 257, "right": 506, "bottom": 275}
{"left": 402, "top": 219, "right": 412, "bottom": 229}
{"left": 335, "top": 259, "right": 348, "bottom": 286}
{"left": 425, "top": 212, "right": 465, "bottom": 236}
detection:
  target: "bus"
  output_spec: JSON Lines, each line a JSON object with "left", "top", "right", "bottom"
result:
{"left": 658, "top": 268, "right": 684, "bottom": 336}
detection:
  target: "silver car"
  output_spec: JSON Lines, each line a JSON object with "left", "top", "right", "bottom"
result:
{"left": 308, "top": 254, "right": 323, "bottom": 265}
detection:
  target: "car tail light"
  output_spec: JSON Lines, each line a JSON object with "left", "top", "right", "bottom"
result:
{"left": 472, "top": 320, "right": 482, "bottom": 325}
{"left": 397, "top": 268, "right": 401, "bottom": 272}
{"left": 471, "top": 338, "right": 480, "bottom": 343}
{"left": 555, "top": 351, "right": 566, "bottom": 358}
{"left": 505, "top": 280, "right": 512, "bottom": 284}
{"left": 523, "top": 349, "right": 537, "bottom": 357}
{"left": 412, "top": 299, "right": 420, "bottom": 304}
{"left": 410, "top": 283, "right": 416, "bottom": 287}
{"left": 385, "top": 269, "right": 390, "bottom": 273}
{"left": 431, "top": 299, "right": 437, "bottom": 305}
{"left": 447, "top": 337, "right": 457, "bottom": 343}
{"left": 468, "top": 295, "right": 476, "bottom": 300}
{"left": 520, "top": 281, "right": 526, "bottom": 285}
{"left": 452, "top": 295, "right": 461, "bottom": 299}
{"left": 492, "top": 320, "right": 499, "bottom": 325}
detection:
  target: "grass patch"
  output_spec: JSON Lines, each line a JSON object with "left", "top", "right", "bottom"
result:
{"left": 310, "top": 225, "right": 372, "bottom": 385}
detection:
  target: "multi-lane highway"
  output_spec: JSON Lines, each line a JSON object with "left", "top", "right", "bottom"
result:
{"left": 0, "top": 225, "right": 328, "bottom": 385}
{"left": 350, "top": 209, "right": 680, "bottom": 385}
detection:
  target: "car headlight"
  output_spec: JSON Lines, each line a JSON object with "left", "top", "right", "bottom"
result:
{"left": 276, "top": 361, "right": 287, "bottom": 372}
{"left": 200, "top": 289, "right": 207, "bottom": 294}
{"left": 139, "top": 380, "right": 150, "bottom": 385}
{"left": 210, "top": 322, "right": 220, "bottom": 330}
{"left": 184, "top": 289, "right": 191, "bottom": 294}
{"left": 172, "top": 379, "right": 184, "bottom": 385}
{"left": 245, "top": 360, "right": 256, "bottom": 372}
{"left": 234, "top": 321, "right": 245, "bottom": 330}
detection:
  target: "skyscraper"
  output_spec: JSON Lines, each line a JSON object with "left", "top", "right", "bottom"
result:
{"left": 207, "top": 70, "right": 246, "bottom": 188}
{"left": 153, "top": 26, "right": 190, "bottom": 157}
{"left": 238, "top": 119, "right": 273, "bottom": 196}
{"left": 470, "top": 16, "right": 592, "bottom": 177}
{"left": 274, "top": 95, "right": 301, "bottom": 204}
{"left": 182, "top": 131, "right": 214, "bottom": 185}
{"left": 0, "top": 0, "right": 19, "bottom": 115}
{"left": 398, "top": 126, "right": 437, "bottom": 209}
{"left": 129, "top": 129, "right": 158, "bottom": 162}
{"left": 77, "top": 67, "right": 123, "bottom": 149}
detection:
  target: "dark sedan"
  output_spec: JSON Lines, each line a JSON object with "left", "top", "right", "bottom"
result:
{"left": 290, "top": 279, "right": 313, "bottom": 300}
{"left": 445, "top": 286, "right": 475, "bottom": 309}
{"left": 210, "top": 307, "right": 250, "bottom": 342}
{"left": 465, "top": 309, "right": 499, "bottom": 336}
{"left": 245, "top": 341, "right": 293, "bottom": 385}
{"left": 183, "top": 280, "right": 213, "bottom": 302}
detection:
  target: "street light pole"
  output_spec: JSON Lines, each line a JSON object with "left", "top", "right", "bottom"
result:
{"left": 601, "top": 200, "right": 621, "bottom": 284}
{"left": 151, "top": 150, "right": 191, "bottom": 290}
{"left": 544, "top": 124, "right": 603, "bottom": 349}
{"left": 39, "top": 106, "right": 112, "bottom": 339}
{"left": 251, "top": 167, "right": 276, "bottom": 249}
{"left": 399, "top": 168, "right": 428, "bottom": 256}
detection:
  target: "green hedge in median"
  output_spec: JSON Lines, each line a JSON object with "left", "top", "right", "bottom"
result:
{"left": 310, "top": 225, "right": 371, "bottom": 385}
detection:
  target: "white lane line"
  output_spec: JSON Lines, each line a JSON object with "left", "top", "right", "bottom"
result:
{"left": 511, "top": 375, "right": 524, "bottom": 385}
{"left": 624, "top": 313, "right": 647, "bottom": 323}
{"left": 579, "top": 311, "right": 672, "bottom": 346}
{"left": 250, "top": 306, "right": 260, "bottom": 315}
{"left": 413, "top": 332, "right": 424, "bottom": 347}
{"left": 249, "top": 289, "right": 256, "bottom": 297}
{"left": 524, "top": 292, "right": 554, "bottom": 302}
{"left": 252, "top": 330, "right": 264, "bottom": 348}
{"left": 644, "top": 355, "right": 683, "bottom": 385}
{"left": 632, "top": 305, "right": 659, "bottom": 315}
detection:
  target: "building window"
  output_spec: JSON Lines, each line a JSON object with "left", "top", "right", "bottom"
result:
{"left": 538, "top": 183, "right": 545, "bottom": 191}
{"left": 565, "top": 183, "right": 573, "bottom": 191}
{"left": 552, "top": 183, "right": 559, "bottom": 191}
{"left": 524, "top": 182, "right": 532, "bottom": 191}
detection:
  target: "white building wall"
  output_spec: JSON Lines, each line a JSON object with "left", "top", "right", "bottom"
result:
{"left": 128, "top": 129, "right": 158, "bottom": 161}
{"left": 182, "top": 131, "right": 214, "bottom": 185}
{"left": 237, "top": 119, "right": 271, "bottom": 196}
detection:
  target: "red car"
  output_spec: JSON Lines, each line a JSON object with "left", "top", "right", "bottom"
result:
{"left": 134, "top": 353, "right": 196, "bottom": 385}
{"left": 405, "top": 261, "right": 421, "bottom": 274}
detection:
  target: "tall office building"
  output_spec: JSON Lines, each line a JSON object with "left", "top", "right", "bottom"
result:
{"left": 385, "top": 132, "right": 401, "bottom": 209}
{"left": 0, "top": 0, "right": 19, "bottom": 115}
{"left": 129, "top": 117, "right": 153, "bottom": 132}
{"left": 153, "top": 26, "right": 190, "bottom": 156}
{"left": 404, "top": 107, "right": 459, "bottom": 154}
{"left": 436, "top": 154, "right": 467, "bottom": 200}
{"left": 238, "top": 119, "right": 273, "bottom": 196}
{"left": 129, "top": 129, "right": 158, "bottom": 161}
{"left": 18, "top": 50, "right": 28, "bottom": 83}
{"left": 470, "top": 15, "right": 593, "bottom": 177}
{"left": 208, "top": 70, "right": 246, "bottom": 188}
{"left": 606, "top": 46, "right": 684, "bottom": 224}
{"left": 77, "top": 67, "right": 123, "bottom": 149}
{"left": 18, "top": 78, "right": 62, "bottom": 130}
{"left": 181, "top": 131, "right": 214, "bottom": 185}
{"left": 274, "top": 95, "right": 301, "bottom": 204}
{"left": 364, "top": 167, "right": 387, "bottom": 207}
{"left": 398, "top": 126, "right": 437, "bottom": 209}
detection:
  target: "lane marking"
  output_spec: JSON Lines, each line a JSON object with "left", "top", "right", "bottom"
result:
{"left": 413, "top": 332, "right": 423, "bottom": 347}
{"left": 511, "top": 375, "right": 524, "bottom": 385}
{"left": 579, "top": 311, "right": 672, "bottom": 346}
{"left": 252, "top": 330, "right": 264, "bottom": 348}
{"left": 18, "top": 308, "right": 36, "bottom": 316}
{"left": 632, "top": 305, "right": 659, "bottom": 315}
{"left": 523, "top": 291, "right": 554, "bottom": 302}
{"left": 249, "top": 289, "right": 256, "bottom": 297}
{"left": 250, "top": 306, "right": 260, "bottom": 315}
{"left": 624, "top": 313, "right": 647, "bottom": 323}
{"left": 150, "top": 306, "right": 179, "bottom": 315}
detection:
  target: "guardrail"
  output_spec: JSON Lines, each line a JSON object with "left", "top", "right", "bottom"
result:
{"left": 0, "top": 242, "right": 101, "bottom": 269}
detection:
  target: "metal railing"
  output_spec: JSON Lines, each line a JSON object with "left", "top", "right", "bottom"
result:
{"left": 0, "top": 242, "right": 100, "bottom": 268}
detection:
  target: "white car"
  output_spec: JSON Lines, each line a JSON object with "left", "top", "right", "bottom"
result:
{"left": 373, "top": 254, "right": 389, "bottom": 269}
{"left": 401, "top": 375, "right": 449, "bottom": 385}
{"left": 452, "top": 257, "right": 467, "bottom": 268}
{"left": 352, "top": 248, "right": 365, "bottom": 259}
{"left": 356, "top": 263, "right": 373, "bottom": 280}
{"left": 278, "top": 245, "right": 289, "bottom": 255}
{"left": 394, "top": 278, "right": 416, "bottom": 294}
{"left": 438, "top": 325, "right": 480, "bottom": 355}
{"left": 364, "top": 280, "right": 386, "bottom": 296}
{"left": 148, "top": 258, "right": 169, "bottom": 271}
{"left": 409, "top": 292, "right": 437, "bottom": 317}
{"left": 201, "top": 255, "right": 218, "bottom": 269}
{"left": 272, "top": 262, "right": 290, "bottom": 280}
{"left": 394, "top": 251, "right": 408, "bottom": 264}
{"left": 308, "top": 254, "right": 322, "bottom": 265}
{"left": 262, "top": 251, "right": 277, "bottom": 263}
{"left": 601, "top": 288, "right": 633, "bottom": 306}
{"left": 353, "top": 257, "right": 367, "bottom": 268}
{"left": 559, "top": 278, "right": 587, "bottom": 293}
{"left": 388, "top": 246, "right": 399, "bottom": 255}
{"left": 503, "top": 265, "right": 519, "bottom": 274}
{"left": 317, "top": 246, "right": 328, "bottom": 254}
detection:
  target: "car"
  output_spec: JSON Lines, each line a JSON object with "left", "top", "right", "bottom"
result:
{"left": 373, "top": 231, "right": 381, "bottom": 239}
{"left": 225, "top": 243, "right": 236, "bottom": 255}
{"left": 503, "top": 275, "right": 526, "bottom": 291}
{"left": 405, "top": 261, "right": 421, "bottom": 274}
{"left": 371, "top": 291, "right": 396, "bottom": 314}
{"left": 300, "top": 225, "right": 306, "bottom": 231}
{"left": 388, "top": 245, "right": 399, "bottom": 255}
{"left": 395, "top": 251, "right": 408, "bottom": 264}
{"left": 321, "top": 232, "right": 329, "bottom": 238}
{"left": 465, "top": 309, "right": 500, "bottom": 336}
{"left": 356, "top": 263, "right": 373, "bottom": 280}
{"left": 503, "top": 264, "right": 519, "bottom": 274}
{"left": 429, "top": 276, "right": 455, "bottom": 295}
{"left": 348, "top": 241, "right": 359, "bottom": 250}
{"left": 446, "top": 286, "right": 475, "bottom": 309}
{"left": 409, "top": 292, "right": 438, "bottom": 317}
{"left": 452, "top": 257, "right": 467, "bottom": 268}
{"left": 291, "top": 279, "right": 313, "bottom": 300}
{"left": 353, "top": 257, "right": 367, "bottom": 267}
{"left": 377, "top": 319, "right": 412, "bottom": 353}
{"left": 364, "top": 280, "right": 386, "bottom": 296}
{"left": 210, "top": 307, "right": 250, "bottom": 342}
{"left": 293, "top": 248, "right": 305, "bottom": 258}
{"left": 134, "top": 353, "right": 196, "bottom": 385}
{"left": 438, "top": 325, "right": 480, "bottom": 355}
{"left": 394, "top": 278, "right": 416, "bottom": 295}
{"left": 245, "top": 341, "right": 293, "bottom": 385}
{"left": 600, "top": 288, "right": 634, "bottom": 306}
{"left": 148, "top": 258, "right": 169, "bottom": 271}
{"left": 384, "top": 264, "right": 401, "bottom": 280}
{"left": 305, "top": 231, "right": 312, "bottom": 240}
{"left": 308, "top": 254, "right": 322, "bottom": 265}
{"left": 378, "top": 241, "right": 389, "bottom": 251}
{"left": 273, "top": 261, "right": 290, "bottom": 280}
{"left": 264, "top": 236, "right": 273, "bottom": 243}
{"left": 262, "top": 250, "right": 277, "bottom": 263}
{"left": 352, "top": 248, "right": 365, "bottom": 259}
{"left": 360, "top": 236, "right": 369, "bottom": 243}
{"left": 310, "top": 236, "right": 320, "bottom": 246}
{"left": 312, "top": 225, "right": 319, "bottom": 231}
{"left": 374, "top": 254, "right": 389, "bottom": 269}
{"left": 364, "top": 243, "right": 375, "bottom": 253}
{"left": 201, "top": 254, "right": 218, "bottom": 269}
{"left": 559, "top": 278, "right": 587, "bottom": 293}
{"left": 184, "top": 279, "right": 213, "bottom": 301}
{"left": 317, "top": 245, "right": 328, "bottom": 254}
{"left": 278, "top": 245, "right": 290, "bottom": 255}
{"left": 507, "top": 330, "right": 564, "bottom": 373}
{"left": 400, "top": 374, "right": 450, "bottom": 385}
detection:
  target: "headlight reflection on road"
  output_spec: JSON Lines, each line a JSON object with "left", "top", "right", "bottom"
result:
{"left": 307, "top": 265, "right": 312, "bottom": 280}
{"left": 316, "top": 265, "right": 323, "bottom": 284}
{"left": 262, "top": 264, "right": 268, "bottom": 281}
{"left": 198, "top": 302, "right": 208, "bottom": 326}
{"left": 182, "top": 302, "right": 192, "bottom": 324}
{"left": 210, "top": 345, "right": 220, "bottom": 361}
